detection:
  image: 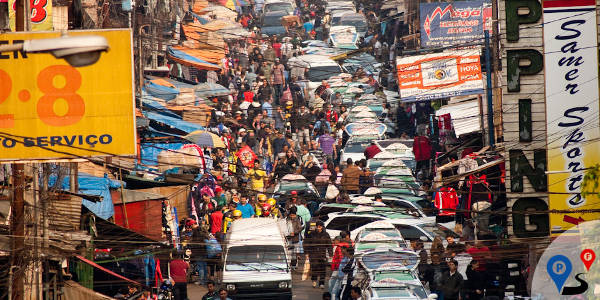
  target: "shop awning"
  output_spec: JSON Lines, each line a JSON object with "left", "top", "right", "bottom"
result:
{"left": 167, "top": 46, "right": 221, "bottom": 71}
{"left": 144, "top": 79, "right": 179, "bottom": 101}
{"left": 191, "top": 12, "right": 211, "bottom": 24}
{"left": 170, "top": 45, "right": 224, "bottom": 64}
{"left": 195, "top": 82, "right": 230, "bottom": 97}
{"left": 144, "top": 111, "right": 205, "bottom": 134}
{"left": 435, "top": 99, "right": 481, "bottom": 136}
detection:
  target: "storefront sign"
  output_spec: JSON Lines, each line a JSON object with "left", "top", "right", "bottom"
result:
{"left": 543, "top": 0, "right": 600, "bottom": 235}
{"left": 0, "top": 29, "right": 136, "bottom": 160}
{"left": 420, "top": 0, "right": 491, "bottom": 48}
{"left": 396, "top": 49, "right": 484, "bottom": 102}
{"left": 8, "top": 0, "right": 52, "bottom": 31}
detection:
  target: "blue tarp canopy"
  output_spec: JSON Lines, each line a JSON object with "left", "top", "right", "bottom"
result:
{"left": 195, "top": 82, "right": 230, "bottom": 97}
{"left": 49, "top": 173, "right": 122, "bottom": 220}
{"left": 145, "top": 80, "right": 179, "bottom": 101}
{"left": 141, "top": 95, "right": 181, "bottom": 119}
{"left": 144, "top": 111, "right": 205, "bottom": 134}
{"left": 167, "top": 46, "right": 221, "bottom": 71}
{"left": 140, "top": 142, "right": 185, "bottom": 166}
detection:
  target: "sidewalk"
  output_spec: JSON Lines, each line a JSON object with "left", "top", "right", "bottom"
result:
{"left": 187, "top": 283, "right": 208, "bottom": 300}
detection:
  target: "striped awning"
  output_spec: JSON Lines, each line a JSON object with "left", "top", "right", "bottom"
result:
{"left": 167, "top": 46, "right": 221, "bottom": 70}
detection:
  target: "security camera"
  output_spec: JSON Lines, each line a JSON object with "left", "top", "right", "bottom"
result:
{"left": 22, "top": 35, "right": 110, "bottom": 67}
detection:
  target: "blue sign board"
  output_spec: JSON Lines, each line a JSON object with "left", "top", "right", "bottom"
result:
{"left": 419, "top": 1, "right": 491, "bottom": 48}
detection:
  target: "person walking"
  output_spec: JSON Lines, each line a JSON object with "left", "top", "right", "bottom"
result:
{"left": 169, "top": 252, "right": 189, "bottom": 300}
{"left": 201, "top": 281, "right": 217, "bottom": 300}
{"left": 305, "top": 220, "right": 332, "bottom": 289}
{"left": 341, "top": 159, "right": 361, "bottom": 194}
{"left": 285, "top": 206, "right": 304, "bottom": 268}
{"left": 441, "top": 259, "right": 464, "bottom": 300}
{"left": 423, "top": 253, "right": 449, "bottom": 299}
{"left": 339, "top": 247, "right": 356, "bottom": 300}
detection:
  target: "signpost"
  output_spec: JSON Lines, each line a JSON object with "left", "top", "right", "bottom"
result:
{"left": 543, "top": 0, "right": 600, "bottom": 235}
{"left": 0, "top": 29, "right": 136, "bottom": 160}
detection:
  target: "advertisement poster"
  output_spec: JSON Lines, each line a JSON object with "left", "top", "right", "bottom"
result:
{"left": 8, "top": 0, "right": 52, "bottom": 31}
{"left": 543, "top": 0, "right": 600, "bottom": 236}
{"left": 0, "top": 29, "right": 136, "bottom": 160}
{"left": 420, "top": 0, "right": 491, "bottom": 48}
{"left": 396, "top": 49, "right": 484, "bottom": 102}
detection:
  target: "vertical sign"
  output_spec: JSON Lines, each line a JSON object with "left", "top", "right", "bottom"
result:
{"left": 543, "top": 0, "right": 600, "bottom": 235}
{"left": 8, "top": 0, "right": 52, "bottom": 31}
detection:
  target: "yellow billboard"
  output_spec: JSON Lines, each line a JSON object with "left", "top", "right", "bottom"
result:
{"left": 0, "top": 29, "right": 136, "bottom": 161}
{"left": 8, "top": 0, "right": 53, "bottom": 31}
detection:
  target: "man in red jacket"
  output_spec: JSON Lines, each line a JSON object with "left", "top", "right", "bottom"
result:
{"left": 169, "top": 252, "right": 189, "bottom": 300}
{"left": 364, "top": 142, "right": 382, "bottom": 160}
{"left": 413, "top": 134, "right": 432, "bottom": 178}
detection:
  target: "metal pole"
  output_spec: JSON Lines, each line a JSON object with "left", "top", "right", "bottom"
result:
{"left": 15, "top": 0, "right": 24, "bottom": 31}
{"left": 11, "top": 163, "right": 25, "bottom": 300}
{"left": 484, "top": 31, "right": 494, "bottom": 147}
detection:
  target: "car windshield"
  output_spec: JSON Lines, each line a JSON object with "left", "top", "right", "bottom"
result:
{"left": 417, "top": 224, "right": 460, "bottom": 239}
{"left": 360, "top": 229, "right": 402, "bottom": 240}
{"left": 307, "top": 65, "right": 341, "bottom": 81}
{"left": 279, "top": 180, "right": 309, "bottom": 191}
{"left": 362, "top": 252, "right": 419, "bottom": 270}
{"left": 265, "top": 2, "right": 292, "bottom": 13}
{"left": 263, "top": 15, "right": 283, "bottom": 26}
{"left": 341, "top": 19, "right": 366, "bottom": 31}
{"left": 226, "top": 245, "right": 287, "bottom": 271}
{"left": 344, "top": 143, "right": 368, "bottom": 153}
{"left": 373, "top": 288, "right": 412, "bottom": 298}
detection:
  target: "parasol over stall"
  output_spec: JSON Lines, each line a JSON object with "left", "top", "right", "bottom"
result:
{"left": 183, "top": 130, "right": 226, "bottom": 148}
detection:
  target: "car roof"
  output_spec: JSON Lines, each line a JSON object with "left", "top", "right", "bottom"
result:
{"left": 228, "top": 218, "right": 286, "bottom": 246}
{"left": 340, "top": 13, "right": 365, "bottom": 20}
{"left": 263, "top": 10, "right": 289, "bottom": 17}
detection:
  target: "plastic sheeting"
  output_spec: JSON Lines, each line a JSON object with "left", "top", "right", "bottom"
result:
{"left": 145, "top": 80, "right": 179, "bottom": 101}
{"left": 140, "top": 143, "right": 185, "bottom": 166}
{"left": 144, "top": 111, "right": 205, "bottom": 134}
{"left": 49, "top": 173, "right": 122, "bottom": 220}
{"left": 167, "top": 46, "right": 221, "bottom": 71}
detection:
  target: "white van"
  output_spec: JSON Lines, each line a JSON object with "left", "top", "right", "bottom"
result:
{"left": 221, "top": 218, "right": 292, "bottom": 300}
{"left": 287, "top": 54, "right": 344, "bottom": 105}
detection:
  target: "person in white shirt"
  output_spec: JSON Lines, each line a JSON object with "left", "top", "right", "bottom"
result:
{"left": 350, "top": 286, "right": 362, "bottom": 300}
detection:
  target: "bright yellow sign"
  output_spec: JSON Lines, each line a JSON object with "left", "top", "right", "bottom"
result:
{"left": 0, "top": 29, "right": 136, "bottom": 160}
{"left": 8, "top": 0, "right": 53, "bottom": 31}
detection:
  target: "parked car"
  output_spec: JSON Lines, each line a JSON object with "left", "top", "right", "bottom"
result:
{"left": 271, "top": 174, "right": 320, "bottom": 204}
{"left": 222, "top": 218, "right": 292, "bottom": 299}
{"left": 338, "top": 13, "right": 368, "bottom": 37}
{"left": 287, "top": 54, "right": 344, "bottom": 104}
{"left": 356, "top": 248, "right": 435, "bottom": 300}
{"left": 261, "top": 0, "right": 294, "bottom": 15}
{"left": 323, "top": 210, "right": 430, "bottom": 240}
{"left": 260, "top": 11, "right": 288, "bottom": 37}
{"left": 354, "top": 221, "right": 408, "bottom": 253}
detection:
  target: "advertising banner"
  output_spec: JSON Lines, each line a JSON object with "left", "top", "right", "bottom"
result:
{"left": 0, "top": 29, "right": 136, "bottom": 160}
{"left": 543, "top": 0, "right": 600, "bottom": 236}
{"left": 8, "top": 0, "right": 52, "bottom": 31}
{"left": 420, "top": 0, "right": 491, "bottom": 48}
{"left": 396, "top": 49, "right": 484, "bottom": 102}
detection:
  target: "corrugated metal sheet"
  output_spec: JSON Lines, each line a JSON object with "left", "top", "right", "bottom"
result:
{"left": 436, "top": 99, "right": 481, "bottom": 137}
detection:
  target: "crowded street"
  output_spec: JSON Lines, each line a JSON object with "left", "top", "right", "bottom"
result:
{"left": 1, "top": 0, "right": 599, "bottom": 298}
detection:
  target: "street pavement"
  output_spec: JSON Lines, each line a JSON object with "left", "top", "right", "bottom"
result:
{"left": 187, "top": 259, "right": 327, "bottom": 300}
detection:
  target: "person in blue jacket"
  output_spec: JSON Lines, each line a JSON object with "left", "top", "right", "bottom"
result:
{"left": 236, "top": 195, "right": 255, "bottom": 218}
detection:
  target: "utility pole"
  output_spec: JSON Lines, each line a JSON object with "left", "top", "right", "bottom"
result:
{"left": 11, "top": 6, "right": 32, "bottom": 299}
{"left": 10, "top": 163, "right": 25, "bottom": 300}
{"left": 485, "top": 31, "right": 494, "bottom": 147}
